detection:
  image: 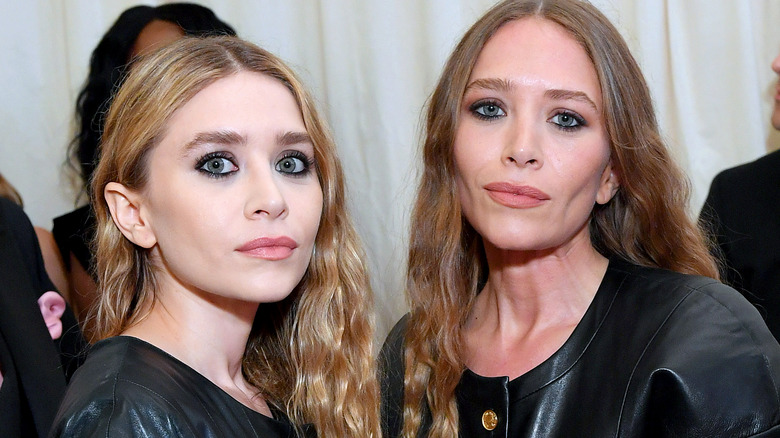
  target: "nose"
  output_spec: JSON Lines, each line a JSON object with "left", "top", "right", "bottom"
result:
{"left": 244, "top": 168, "right": 288, "bottom": 220}
{"left": 502, "top": 118, "right": 542, "bottom": 169}
{"left": 773, "top": 52, "right": 780, "bottom": 75}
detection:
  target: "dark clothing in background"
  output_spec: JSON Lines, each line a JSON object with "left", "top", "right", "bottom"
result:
{"left": 700, "top": 149, "right": 780, "bottom": 340}
{"left": 0, "top": 197, "right": 85, "bottom": 437}
{"left": 52, "top": 205, "right": 95, "bottom": 278}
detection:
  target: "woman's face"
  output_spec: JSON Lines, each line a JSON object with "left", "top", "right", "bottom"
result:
{"left": 454, "top": 18, "right": 618, "bottom": 255}
{"left": 131, "top": 72, "right": 322, "bottom": 304}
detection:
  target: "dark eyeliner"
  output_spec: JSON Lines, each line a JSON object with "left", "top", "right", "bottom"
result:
{"left": 468, "top": 99, "right": 505, "bottom": 121}
{"left": 553, "top": 110, "right": 587, "bottom": 132}
{"left": 195, "top": 151, "right": 237, "bottom": 178}
{"left": 277, "top": 150, "right": 315, "bottom": 177}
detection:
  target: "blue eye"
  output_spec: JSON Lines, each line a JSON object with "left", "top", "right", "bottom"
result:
{"left": 276, "top": 151, "right": 313, "bottom": 176}
{"left": 550, "top": 111, "right": 586, "bottom": 130}
{"left": 196, "top": 153, "right": 238, "bottom": 178}
{"left": 470, "top": 100, "right": 506, "bottom": 120}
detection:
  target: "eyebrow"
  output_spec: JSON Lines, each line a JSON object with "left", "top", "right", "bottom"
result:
{"left": 464, "top": 78, "right": 599, "bottom": 112}
{"left": 277, "top": 131, "right": 312, "bottom": 147}
{"left": 464, "top": 78, "right": 513, "bottom": 94}
{"left": 544, "top": 89, "right": 598, "bottom": 112}
{"left": 183, "top": 130, "right": 246, "bottom": 153}
{"left": 182, "top": 130, "right": 312, "bottom": 155}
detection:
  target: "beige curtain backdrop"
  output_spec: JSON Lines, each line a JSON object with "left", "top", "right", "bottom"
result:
{"left": 1, "top": 0, "right": 779, "bottom": 339}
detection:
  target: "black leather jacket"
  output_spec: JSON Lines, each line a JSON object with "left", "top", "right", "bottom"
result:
{"left": 50, "top": 336, "right": 313, "bottom": 437}
{"left": 380, "top": 259, "right": 780, "bottom": 437}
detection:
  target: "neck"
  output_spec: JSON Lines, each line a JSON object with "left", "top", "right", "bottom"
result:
{"left": 123, "top": 277, "right": 258, "bottom": 394}
{"left": 462, "top": 231, "right": 609, "bottom": 378}
{"left": 467, "top": 230, "right": 609, "bottom": 343}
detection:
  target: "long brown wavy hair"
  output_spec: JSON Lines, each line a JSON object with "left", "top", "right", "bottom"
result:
{"left": 401, "top": 0, "right": 720, "bottom": 436}
{"left": 88, "top": 36, "right": 379, "bottom": 437}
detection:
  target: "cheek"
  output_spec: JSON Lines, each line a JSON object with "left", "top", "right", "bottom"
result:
{"left": 148, "top": 181, "right": 234, "bottom": 242}
{"left": 453, "top": 136, "right": 483, "bottom": 190}
{"left": 291, "top": 185, "right": 324, "bottom": 238}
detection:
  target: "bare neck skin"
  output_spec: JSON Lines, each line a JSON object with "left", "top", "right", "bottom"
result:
{"left": 122, "top": 274, "right": 271, "bottom": 416}
{"left": 463, "top": 227, "right": 608, "bottom": 380}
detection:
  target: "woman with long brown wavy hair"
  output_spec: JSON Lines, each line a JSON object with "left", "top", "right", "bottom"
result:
{"left": 380, "top": 0, "right": 780, "bottom": 436}
{"left": 50, "top": 36, "right": 379, "bottom": 437}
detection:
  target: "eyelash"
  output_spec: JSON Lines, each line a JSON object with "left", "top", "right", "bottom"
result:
{"left": 549, "top": 110, "right": 587, "bottom": 132}
{"left": 277, "top": 150, "right": 316, "bottom": 177}
{"left": 195, "top": 151, "right": 237, "bottom": 179}
{"left": 468, "top": 99, "right": 588, "bottom": 133}
{"left": 468, "top": 99, "right": 506, "bottom": 121}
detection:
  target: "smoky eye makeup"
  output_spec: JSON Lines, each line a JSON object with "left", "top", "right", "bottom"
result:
{"left": 549, "top": 110, "right": 587, "bottom": 131}
{"left": 468, "top": 99, "right": 507, "bottom": 121}
{"left": 195, "top": 151, "right": 239, "bottom": 178}
{"left": 275, "top": 150, "right": 315, "bottom": 177}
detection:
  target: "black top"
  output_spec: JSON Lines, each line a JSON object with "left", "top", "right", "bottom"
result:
{"left": 380, "top": 258, "right": 780, "bottom": 437}
{"left": 0, "top": 197, "right": 85, "bottom": 438}
{"left": 51, "top": 204, "right": 95, "bottom": 276}
{"left": 51, "top": 336, "right": 315, "bottom": 437}
{"left": 700, "top": 149, "right": 780, "bottom": 340}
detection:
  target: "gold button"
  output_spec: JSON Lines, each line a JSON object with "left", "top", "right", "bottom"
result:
{"left": 482, "top": 409, "right": 498, "bottom": 431}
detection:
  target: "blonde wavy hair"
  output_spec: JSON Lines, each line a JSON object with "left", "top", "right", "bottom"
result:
{"left": 88, "top": 36, "right": 379, "bottom": 437}
{"left": 400, "top": 0, "right": 720, "bottom": 436}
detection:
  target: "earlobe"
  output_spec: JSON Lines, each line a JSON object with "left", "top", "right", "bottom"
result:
{"left": 104, "top": 182, "right": 157, "bottom": 248}
{"left": 596, "top": 166, "right": 620, "bottom": 205}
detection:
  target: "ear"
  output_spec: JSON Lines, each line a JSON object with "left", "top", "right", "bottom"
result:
{"left": 38, "top": 291, "right": 66, "bottom": 340}
{"left": 104, "top": 182, "right": 157, "bottom": 248}
{"left": 596, "top": 162, "right": 620, "bottom": 205}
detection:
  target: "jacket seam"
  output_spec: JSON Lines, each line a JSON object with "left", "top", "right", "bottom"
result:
{"left": 106, "top": 341, "right": 130, "bottom": 438}
{"left": 619, "top": 280, "right": 780, "bottom": 436}
{"left": 687, "top": 287, "right": 780, "bottom": 435}
{"left": 616, "top": 287, "right": 692, "bottom": 436}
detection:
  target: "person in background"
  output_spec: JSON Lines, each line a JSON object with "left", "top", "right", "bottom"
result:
{"left": 700, "top": 50, "right": 780, "bottom": 341}
{"left": 51, "top": 36, "right": 379, "bottom": 437}
{"left": 54, "top": 3, "right": 236, "bottom": 322}
{"left": 0, "top": 196, "right": 85, "bottom": 437}
{"left": 0, "top": 171, "right": 69, "bottom": 297}
{"left": 380, "top": 0, "right": 780, "bottom": 436}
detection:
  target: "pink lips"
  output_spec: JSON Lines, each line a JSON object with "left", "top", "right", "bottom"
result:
{"left": 236, "top": 236, "right": 298, "bottom": 260}
{"left": 484, "top": 182, "right": 550, "bottom": 208}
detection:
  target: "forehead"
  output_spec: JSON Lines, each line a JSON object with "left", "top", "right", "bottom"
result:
{"left": 167, "top": 72, "right": 303, "bottom": 133}
{"left": 469, "top": 17, "right": 601, "bottom": 104}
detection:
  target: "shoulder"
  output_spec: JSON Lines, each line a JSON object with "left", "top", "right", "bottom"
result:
{"left": 379, "top": 315, "right": 409, "bottom": 438}
{"left": 0, "top": 196, "right": 30, "bottom": 227}
{"left": 613, "top": 261, "right": 776, "bottom": 350}
{"left": 612, "top": 262, "right": 780, "bottom": 435}
{"left": 0, "top": 197, "right": 37, "bottom": 258}
{"left": 380, "top": 315, "right": 409, "bottom": 360}
{"left": 379, "top": 314, "right": 410, "bottom": 387}
{"left": 710, "top": 150, "right": 780, "bottom": 190}
{"left": 51, "top": 337, "right": 195, "bottom": 437}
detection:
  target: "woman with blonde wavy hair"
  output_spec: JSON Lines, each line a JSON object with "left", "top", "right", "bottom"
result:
{"left": 51, "top": 36, "right": 379, "bottom": 437}
{"left": 380, "top": 0, "right": 780, "bottom": 436}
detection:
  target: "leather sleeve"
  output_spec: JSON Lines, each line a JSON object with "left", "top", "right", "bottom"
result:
{"left": 622, "top": 279, "right": 780, "bottom": 437}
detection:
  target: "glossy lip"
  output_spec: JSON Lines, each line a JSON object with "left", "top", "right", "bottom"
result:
{"left": 484, "top": 182, "right": 550, "bottom": 208}
{"left": 236, "top": 236, "right": 298, "bottom": 261}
